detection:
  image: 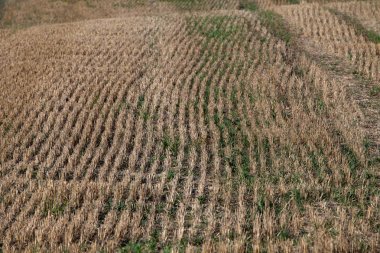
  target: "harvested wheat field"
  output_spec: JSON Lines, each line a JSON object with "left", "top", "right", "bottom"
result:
{"left": 0, "top": 0, "right": 379, "bottom": 252}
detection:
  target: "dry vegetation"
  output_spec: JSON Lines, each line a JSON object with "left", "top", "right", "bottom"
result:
{"left": 326, "top": 1, "right": 380, "bottom": 34}
{"left": 0, "top": 0, "right": 379, "bottom": 252}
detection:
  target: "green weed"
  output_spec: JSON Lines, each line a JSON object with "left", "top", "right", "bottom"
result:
{"left": 238, "top": 1, "right": 258, "bottom": 12}
{"left": 256, "top": 194, "right": 266, "bottom": 214}
{"left": 137, "top": 95, "right": 145, "bottom": 110}
{"left": 169, "top": 194, "right": 182, "bottom": 218}
{"left": 340, "top": 143, "right": 360, "bottom": 174}
{"left": 115, "top": 201, "right": 126, "bottom": 212}
{"left": 42, "top": 198, "right": 66, "bottom": 217}
{"left": 188, "top": 16, "right": 240, "bottom": 41}
{"left": 315, "top": 96, "right": 326, "bottom": 114}
{"left": 197, "top": 195, "right": 207, "bottom": 205}
{"left": 277, "top": 228, "right": 292, "bottom": 240}
{"left": 240, "top": 2, "right": 293, "bottom": 45}
{"left": 370, "top": 86, "right": 380, "bottom": 96}
{"left": 167, "top": 169, "right": 175, "bottom": 181}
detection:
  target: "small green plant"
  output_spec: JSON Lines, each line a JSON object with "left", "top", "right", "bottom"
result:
{"left": 162, "top": 133, "right": 180, "bottom": 157}
{"left": 340, "top": 144, "right": 360, "bottom": 174}
{"left": 115, "top": 201, "right": 126, "bottom": 212}
{"left": 118, "top": 242, "right": 142, "bottom": 253}
{"left": 363, "top": 137, "right": 372, "bottom": 154}
{"left": 293, "top": 66, "right": 304, "bottom": 77}
{"left": 365, "top": 30, "right": 380, "bottom": 44}
{"left": 256, "top": 195, "right": 265, "bottom": 214}
{"left": 141, "top": 111, "right": 150, "bottom": 122}
{"left": 292, "top": 189, "right": 304, "bottom": 211}
{"left": 368, "top": 157, "right": 380, "bottom": 166}
{"left": 170, "top": 137, "right": 180, "bottom": 156}
{"left": 315, "top": 96, "right": 326, "bottom": 114}
{"left": 370, "top": 86, "right": 380, "bottom": 96}
{"left": 189, "top": 16, "right": 240, "bottom": 41}
{"left": 169, "top": 195, "right": 182, "bottom": 217}
{"left": 137, "top": 95, "right": 145, "bottom": 109}
{"left": 277, "top": 228, "right": 292, "bottom": 240}
{"left": 238, "top": 1, "right": 258, "bottom": 12}
{"left": 157, "top": 203, "right": 165, "bottom": 213}
{"left": 163, "top": 246, "right": 172, "bottom": 253}
{"left": 104, "top": 198, "right": 113, "bottom": 213}
{"left": 167, "top": 169, "right": 175, "bottom": 181}
{"left": 42, "top": 198, "right": 66, "bottom": 217}
{"left": 162, "top": 134, "right": 171, "bottom": 150}
{"left": 192, "top": 235, "right": 204, "bottom": 246}
{"left": 197, "top": 195, "right": 207, "bottom": 204}
{"left": 248, "top": 92, "right": 256, "bottom": 105}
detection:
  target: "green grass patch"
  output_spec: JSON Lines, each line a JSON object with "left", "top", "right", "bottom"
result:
{"left": 256, "top": 194, "right": 266, "bottom": 214}
{"left": 315, "top": 97, "right": 326, "bottom": 114}
{"left": 162, "top": 133, "right": 180, "bottom": 157}
{"left": 187, "top": 16, "right": 241, "bottom": 42}
{"left": 0, "top": 0, "right": 6, "bottom": 20}
{"left": 169, "top": 194, "right": 182, "bottom": 218}
{"left": 42, "top": 198, "right": 66, "bottom": 217}
{"left": 118, "top": 240, "right": 157, "bottom": 253}
{"left": 291, "top": 188, "right": 304, "bottom": 211}
{"left": 240, "top": 3, "right": 293, "bottom": 45}
{"left": 238, "top": 1, "right": 258, "bottom": 11}
{"left": 340, "top": 143, "right": 360, "bottom": 174}
{"left": 197, "top": 195, "right": 207, "bottom": 205}
{"left": 329, "top": 8, "right": 380, "bottom": 44}
{"left": 115, "top": 200, "right": 127, "bottom": 212}
{"left": 368, "top": 156, "right": 380, "bottom": 166}
{"left": 277, "top": 228, "right": 292, "bottom": 240}
{"left": 167, "top": 169, "right": 175, "bottom": 181}
{"left": 370, "top": 86, "right": 380, "bottom": 96}
{"left": 258, "top": 10, "right": 292, "bottom": 44}
{"left": 137, "top": 95, "right": 145, "bottom": 110}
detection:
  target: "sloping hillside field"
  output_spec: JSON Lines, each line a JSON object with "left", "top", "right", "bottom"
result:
{"left": 0, "top": 0, "right": 379, "bottom": 252}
